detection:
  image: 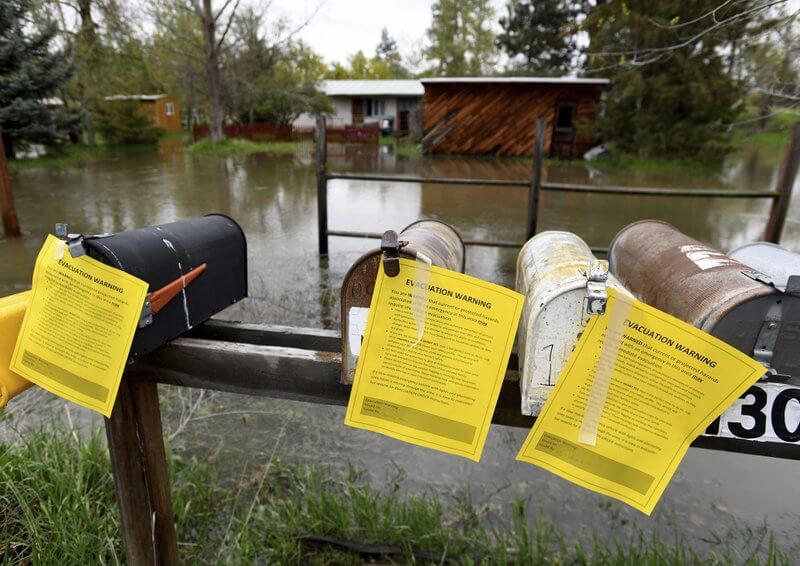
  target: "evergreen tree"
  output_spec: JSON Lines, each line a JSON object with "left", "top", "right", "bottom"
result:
{"left": 584, "top": 0, "right": 746, "bottom": 160}
{"left": 497, "top": 0, "right": 580, "bottom": 75}
{"left": 375, "top": 28, "right": 409, "bottom": 78}
{"left": 94, "top": 99, "right": 162, "bottom": 145}
{"left": 425, "top": 0, "right": 496, "bottom": 76}
{"left": 0, "top": 0, "right": 82, "bottom": 157}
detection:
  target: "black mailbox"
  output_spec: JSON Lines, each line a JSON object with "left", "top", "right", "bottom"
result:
{"left": 73, "top": 214, "right": 247, "bottom": 361}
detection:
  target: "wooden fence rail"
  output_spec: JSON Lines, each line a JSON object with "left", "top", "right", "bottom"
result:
{"left": 316, "top": 117, "right": 800, "bottom": 255}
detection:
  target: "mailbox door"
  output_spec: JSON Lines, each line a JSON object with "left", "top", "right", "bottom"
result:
{"left": 84, "top": 214, "right": 247, "bottom": 360}
{"left": 516, "top": 231, "right": 634, "bottom": 415}
{"left": 340, "top": 219, "right": 465, "bottom": 383}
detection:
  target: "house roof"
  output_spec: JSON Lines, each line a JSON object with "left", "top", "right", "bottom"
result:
{"left": 420, "top": 77, "right": 610, "bottom": 86}
{"left": 104, "top": 94, "right": 169, "bottom": 101}
{"left": 322, "top": 80, "right": 424, "bottom": 97}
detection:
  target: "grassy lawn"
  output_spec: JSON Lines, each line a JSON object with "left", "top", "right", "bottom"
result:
{"left": 381, "top": 135, "right": 422, "bottom": 157}
{"left": 0, "top": 428, "right": 790, "bottom": 564}
{"left": 187, "top": 137, "right": 302, "bottom": 156}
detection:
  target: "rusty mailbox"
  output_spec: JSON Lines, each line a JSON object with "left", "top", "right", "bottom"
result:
{"left": 340, "top": 219, "right": 465, "bottom": 383}
{"left": 516, "top": 231, "right": 633, "bottom": 416}
{"left": 609, "top": 220, "right": 800, "bottom": 380}
{"left": 60, "top": 214, "right": 248, "bottom": 362}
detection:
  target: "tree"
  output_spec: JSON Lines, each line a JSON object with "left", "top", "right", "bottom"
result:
{"left": 583, "top": 0, "right": 749, "bottom": 160}
{"left": 326, "top": 51, "right": 394, "bottom": 80}
{"left": 424, "top": 0, "right": 497, "bottom": 76}
{"left": 0, "top": 0, "right": 82, "bottom": 157}
{"left": 179, "top": 0, "right": 243, "bottom": 142}
{"left": 496, "top": 0, "right": 580, "bottom": 75}
{"left": 94, "top": 99, "right": 163, "bottom": 144}
{"left": 375, "top": 28, "right": 409, "bottom": 78}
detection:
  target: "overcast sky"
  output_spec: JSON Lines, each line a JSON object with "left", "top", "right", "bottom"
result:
{"left": 274, "top": 0, "right": 507, "bottom": 66}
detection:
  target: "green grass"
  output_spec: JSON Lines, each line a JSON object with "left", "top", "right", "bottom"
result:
{"left": 6, "top": 144, "right": 106, "bottom": 171}
{"left": 381, "top": 135, "right": 422, "bottom": 157}
{"left": 0, "top": 429, "right": 791, "bottom": 564}
{"left": 187, "top": 137, "right": 302, "bottom": 157}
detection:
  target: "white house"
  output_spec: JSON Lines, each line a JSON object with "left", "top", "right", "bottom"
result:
{"left": 294, "top": 80, "right": 424, "bottom": 134}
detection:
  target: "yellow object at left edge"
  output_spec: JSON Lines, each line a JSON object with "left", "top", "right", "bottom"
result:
{"left": 0, "top": 291, "right": 34, "bottom": 408}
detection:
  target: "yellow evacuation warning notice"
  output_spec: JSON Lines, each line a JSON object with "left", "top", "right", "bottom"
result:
{"left": 516, "top": 288, "right": 766, "bottom": 515}
{"left": 10, "top": 235, "right": 148, "bottom": 417}
{"left": 345, "top": 258, "right": 523, "bottom": 461}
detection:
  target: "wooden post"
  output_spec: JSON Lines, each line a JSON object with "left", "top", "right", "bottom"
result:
{"left": 765, "top": 122, "right": 800, "bottom": 244}
{"left": 316, "top": 113, "right": 329, "bottom": 255}
{"left": 105, "top": 380, "right": 179, "bottom": 566}
{"left": 526, "top": 119, "right": 546, "bottom": 241}
{"left": 0, "top": 132, "right": 21, "bottom": 238}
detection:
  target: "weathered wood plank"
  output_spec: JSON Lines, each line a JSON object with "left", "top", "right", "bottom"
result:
{"left": 188, "top": 320, "right": 341, "bottom": 352}
{"left": 105, "top": 380, "right": 178, "bottom": 566}
{"left": 129, "top": 336, "right": 800, "bottom": 460}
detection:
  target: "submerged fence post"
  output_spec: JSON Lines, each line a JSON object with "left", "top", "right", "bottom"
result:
{"left": 105, "top": 380, "right": 179, "bottom": 566}
{"left": 316, "top": 114, "right": 329, "bottom": 255}
{"left": 0, "top": 132, "right": 21, "bottom": 238}
{"left": 765, "top": 122, "right": 800, "bottom": 244}
{"left": 526, "top": 119, "right": 546, "bottom": 241}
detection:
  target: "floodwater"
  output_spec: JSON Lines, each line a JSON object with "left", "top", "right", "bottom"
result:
{"left": 1, "top": 138, "right": 799, "bottom": 556}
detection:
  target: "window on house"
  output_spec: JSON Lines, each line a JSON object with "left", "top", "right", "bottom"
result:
{"left": 555, "top": 102, "right": 576, "bottom": 131}
{"left": 165, "top": 102, "right": 175, "bottom": 116}
{"left": 364, "top": 98, "right": 384, "bottom": 117}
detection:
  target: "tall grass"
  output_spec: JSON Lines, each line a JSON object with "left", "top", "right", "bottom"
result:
{"left": 187, "top": 138, "right": 302, "bottom": 156}
{"left": 0, "top": 429, "right": 791, "bottom": 564}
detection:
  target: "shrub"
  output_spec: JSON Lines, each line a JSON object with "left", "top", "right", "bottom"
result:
{"left": 94, "top": 99, "right": 163, "bottom": 145}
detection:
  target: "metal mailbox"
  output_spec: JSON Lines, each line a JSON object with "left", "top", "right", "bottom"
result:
{"left": 729, "top": 242, "right": 800, "bottom": 294}
{"left": 516, "top": 231, "right": 633, "bottom": 416}
{"left": 609, "top": 220, "right": 800, "bottom": 381}
{"left": 0, "top": 291, "right": 34, "bottom": 407}
{"left": 340, "top": 219, "right": 465, "bottom": 383}
{"left": 64, "top": 214, "right": 248, "bottom": 362}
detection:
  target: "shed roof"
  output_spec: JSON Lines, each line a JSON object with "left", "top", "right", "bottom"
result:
{"left": 322, "top": 80, "right": 424, "bottom": 97}
{"left": 104, "top": 94, "right": 169, "bottom": 101}
{"left": 420, "top": 77, "right": 610, "bottom": 86}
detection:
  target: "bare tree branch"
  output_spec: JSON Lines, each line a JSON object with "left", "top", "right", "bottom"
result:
{"left": 588, "top": 0, "right": 789, "bottom": 58}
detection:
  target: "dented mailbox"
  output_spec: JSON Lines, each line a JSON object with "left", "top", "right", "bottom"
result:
{"left": 64, "top": 214, "right": 248, "bottom": 362}
{"left": 340, "top": 219, "right": 465, "bottom": 383}
{"left": 609, "top": 220, "right": 800, "bottom": 381}
{"left": 516, "top": 231, "right": 633, "bottom": 416}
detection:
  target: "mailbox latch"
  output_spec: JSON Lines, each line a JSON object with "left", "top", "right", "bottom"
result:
{"left": 381, "top": 230, "right": 410, "bottom": 278}
{"left": 586, "top": 261, "right": 609, "bottom": 315}
{"left": 55, "top": 223, "right": 111, "bottom": 259}
{"left": 752, "top": 303, "right": 791, "bottom": 382}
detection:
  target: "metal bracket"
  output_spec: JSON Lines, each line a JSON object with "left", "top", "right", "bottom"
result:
{"left": 380, "top": 230, "right": 409, "bottom": 278}
{"left": 586, "top": 260, "right": 609, "bottom": 315}
{"left": 138, "top": 298, "right": 153, "bottom": 329}
{"left": 742, "top": 269, "right": 775, "bottom": 287}
{"left": 753, "top": 303, "right": 791, "bottom": 382}
{"left": 55, "top": 223, "right": 87, "bottom": 258}
{"left": 786, "top": 275, "right": 800, "bottom": 295}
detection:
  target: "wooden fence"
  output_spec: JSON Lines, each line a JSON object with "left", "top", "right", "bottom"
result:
{"left": 192, "top": 121, "right": 380, "bottom": 145}
{"left": 315, "top": 117, "right": 800, "bottom": 255}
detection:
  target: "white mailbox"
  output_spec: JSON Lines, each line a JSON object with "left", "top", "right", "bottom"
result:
{"left": 516, "top": 231, "right": 633, "bottom": 416}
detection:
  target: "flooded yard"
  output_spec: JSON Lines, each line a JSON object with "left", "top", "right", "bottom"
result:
{"left": 1, "top": 139, "right": 798, "bottom": 556}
